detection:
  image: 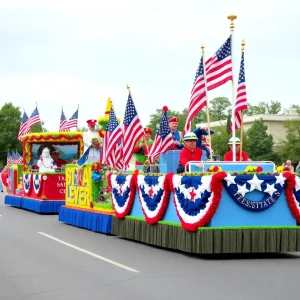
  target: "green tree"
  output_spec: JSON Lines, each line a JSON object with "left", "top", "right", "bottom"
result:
{"left": 209, "top": 97, "right": 231, "bottom": 121}
{"left": 246, "top": 118, "right": 280, "bottom": 163}
{"left": 31, "top": 121, "right": 46, "bottom": 133}
{"left": 0, "top": 103, "right": 22, "bottom": 164}
{"left": 278, "top": 119, "right": 300, "bottom": 163}
{"left": 247, "top": 100, "right": 281, "bottom": 116}
{"left": 211, "top": 126, "right": 231, "bottom": 157}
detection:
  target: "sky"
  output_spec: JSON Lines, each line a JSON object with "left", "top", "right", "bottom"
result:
{"left": 0, "top": 0, "right": 299, "bottom": 131}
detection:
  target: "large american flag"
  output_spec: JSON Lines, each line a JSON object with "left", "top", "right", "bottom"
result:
{"left": 18, "top": 111, "right": 30, "bottom": 140}
{"left": 101, "top": 108, "right": 123, "bottom": 168}
{"left": 122, "top": 93, "right": 144, "bottom": 169}
{"left": 148, "top": 109, "right": 173, "bottom": 164}
{"left": 59, "top": 110, "right": 69, "bottom": 132}
{"left": 62, "top": 109, "right": 79, "bottom": 131}
{"left": 27, "top": 107, "right": 41, "bottom": 129}
{"left": 184, "top": 56, "right": 207, "bottom": 134}
{"left": 205, "top": 35, "right": 233, "bottom": 91}
{"left": 231, "top": 51, "right": 248, "bottom": 131}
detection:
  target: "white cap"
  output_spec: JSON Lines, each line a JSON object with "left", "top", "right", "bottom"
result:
{"left": 183, "top": 132, "right": 198, "bottom": 141}
{"left": 228, "top": 137, "right": 241, "bottom": 144}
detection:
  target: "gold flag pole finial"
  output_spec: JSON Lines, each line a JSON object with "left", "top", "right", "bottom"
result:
{"left": 126, "top": 83, "right": 131, "bottom": 92}
{"left": 201, "top": 43, "right": 205, "bottom": 54}
{"left": 77, "top": 104, "right": 79, "bottom": 109}
{"left": 241, "top": 39, "right": 245, "bottom": 52}
{"left": 227, "top": 14, "right": 237, "bottom": 29}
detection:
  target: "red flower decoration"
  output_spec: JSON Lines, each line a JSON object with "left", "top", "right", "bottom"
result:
{"left": 283, "top": 166, "right": 290, "bottom": 171}
{"left": 233, "top": 171, "right": 238, "bottom": 175}
{"left": 89, "top": 201, "right": 94, "bottom": 208}
{"left": 213, "top": 166, "right": 219, "bottom": 172}
{"left": 243, "top": 171, "right": 247, "bottom": 175}
{"left": 267, "top": 172, "right": 271, "bottom": 175}
{"left": 256, "top": 166, "right": 263, "bottom": 172}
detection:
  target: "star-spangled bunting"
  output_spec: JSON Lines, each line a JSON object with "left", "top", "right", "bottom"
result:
{"left": 122, "top": 92, "right": 144, "bottom": 169}
{"left": 184, "top": 56, "right": 207, "bottom": 134}
{"left": 231, "top": 51, "right": 248, "bottom": 131}
{"left": 148, "top": 109, "right": 173, "bottom": 164}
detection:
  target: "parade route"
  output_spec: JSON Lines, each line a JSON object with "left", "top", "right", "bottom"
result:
{"left": 1, "top": 194, "right": 300, "bottom": 300}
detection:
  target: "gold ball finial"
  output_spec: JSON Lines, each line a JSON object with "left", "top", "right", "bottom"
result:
{"left": 227, "top": 14, "right": 237, "bottom": 29}
{"left": 241, "top": 39, "right": 245, "bottom": 52}
{"left": 126, "top": 83, "right": 131, "bottom": 92}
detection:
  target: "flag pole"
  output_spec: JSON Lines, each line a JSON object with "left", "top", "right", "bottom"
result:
{"left": 227, "top": 14, "right": 237, "bottom": 162}
{"left": 201, "top": 43, "right": 213, "bottom": 161}
{"left": 76, "top": 104, "right": 79, "bottom": 131}
{"left": 240, "top": 39, "right": 245, "bottom": 159}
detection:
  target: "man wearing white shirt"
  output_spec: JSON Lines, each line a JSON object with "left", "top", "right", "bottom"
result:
{"left": 83, "top": 119, "right": 102, "bottom": 163}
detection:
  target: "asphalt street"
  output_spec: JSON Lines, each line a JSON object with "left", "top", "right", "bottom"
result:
{"left": 1, "top": 193, "right": 300, "bottom": 300}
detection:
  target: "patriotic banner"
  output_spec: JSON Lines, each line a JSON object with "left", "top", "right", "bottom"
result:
{"left": 136, "top": 173, "right": 172, "bottom": 224}
{"left": 33, "top": 173, "right": 43, "bottom": 196}
{"left": 170, "top": 172, "right": 226, "bottom": 231}
{"left": 23, "top": 174, "right": 32, "bottom": 195}
{"left": 108, "top": 173, "right": 137, "bottom": 219}
{"left": 283, "top": 172, "right": 300, "bottom": 223}
{"left": 223, "top": 173, "right": 285, "bottom": 211}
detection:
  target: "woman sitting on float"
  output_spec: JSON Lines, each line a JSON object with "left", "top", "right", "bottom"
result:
{"left": 176, "top": 132, "right": 203, "bottom": 173}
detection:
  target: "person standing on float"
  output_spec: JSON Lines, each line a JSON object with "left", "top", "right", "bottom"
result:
{"left": 83, "top": 119, "right": 102, "bottom": 163}
{"left": 223, "top": 137, "right": 249, "bottom": 161}
{"left": 168, "top": 117, "right": 184, "bottom": 150}
{"left": 132, "top": 127, "right": 153, "bottom": 166}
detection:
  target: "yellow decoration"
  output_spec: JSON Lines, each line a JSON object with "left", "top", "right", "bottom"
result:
{"left": 277, "top": 166, "right": 284, "bottom": 173}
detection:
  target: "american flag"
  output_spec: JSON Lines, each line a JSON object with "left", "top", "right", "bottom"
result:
{"left": 28, "top": 107, "right": 41, "bottom": 129}
{"left": 101, "top": 108, "right": 123, "bottom": 168}
{"left": 205, "top": 35, "right": 233, "bottom": 91}
{"left": 59, "top": 110, "right": 69, "bottom": 132}
{"left": 148, "top": 109, "right": 174, "bottom": 164}
{"left": 231, "top": 51, "right": 248, "bottom": 131}
{"left": 7, "top": 151, "right": 13, "bottom": 165}
{"left": 18, "top": 111, "right": 30, "bottom": 140}
{"left": 122, "top": 93, "right": 144, "bottom": 169}
{"left": 64, "top": 109, "right": 79, "bottom": 130}
{"left": 184, "top": 56, "right": 207, "bottom": 134}
{"left": 14, "top": 150, "right": 24, "bottom": 163}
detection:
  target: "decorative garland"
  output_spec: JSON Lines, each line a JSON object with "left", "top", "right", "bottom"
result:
{"left": 170, "top": 171, "right": 227, "bottom": 232}
{"left": 135, "top": 173, "right": 171, "bottom": 224}
{"left": 283, "top": 172, "right": 300, "bottom": 223}
{"left": 22, "top": 132, "right": 84, "bottom": 170}
{"left": 108, "top": 173, "right": 137, "bottom": 219}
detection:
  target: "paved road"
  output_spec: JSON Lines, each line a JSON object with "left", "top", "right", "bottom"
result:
{"left": 1, "top": 194, "right": 300, "bottom": 300}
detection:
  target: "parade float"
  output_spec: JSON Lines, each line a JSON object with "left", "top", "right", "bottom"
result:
{"left": 4, "top": 131, "right": 84, "bottom": 213}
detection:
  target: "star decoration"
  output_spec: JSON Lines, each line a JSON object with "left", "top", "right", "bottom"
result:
{"left": 248, "top": 174, "right": 264, "bottom": 192}
{"left": 295, "top": 176, "right": 300, "bottom": 192}
{"left": 148, "top": 187, "right": 154, "bottom": 197}
{"left": 275, "top": 173, "right": 286, "bottom": 187}
{"left": 189, "top": 188, "right": 197, "bottom": 201}
{"left": 224, "top": 174, "right": 236, "bottom": 186}
{"left": 264, "top": 183, "right": 277, "bottom": 196}
{"left": 237, "top": 184, "right": 249, "bottom": 197}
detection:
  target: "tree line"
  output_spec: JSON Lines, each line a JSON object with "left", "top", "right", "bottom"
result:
{"left": 0, "top": 99, "right": 299, "bottom": 166}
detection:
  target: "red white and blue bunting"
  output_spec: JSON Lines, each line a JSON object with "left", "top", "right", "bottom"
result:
{"left": 108, "top": 173, "right": 137, "bottom": 219}
{"left": 23, "top": 173, "right": 32, "bottom": 195}
{"left": 223, "top": 173, "right": 285, "bottom": 211}
{"left": 136, "top": 173, "right": 171, "bottom": 224}
{"left": 33, "top": 173, "right": 43, "bottom": 196}
{"left": 170, "top": 172, "right": 226, "bottom": 231}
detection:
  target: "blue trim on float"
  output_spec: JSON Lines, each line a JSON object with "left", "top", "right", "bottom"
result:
{"left": 21, "top": 198, "right": 65, "bottom": 213}
{"left": 5, "top": 195, "right": 22, "bottom": 207}
{"left": 58, "top": 206, "right": 112, "bottom": 234}
{"left": 4, "top": 195, "right": 64, "bottom": 213}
